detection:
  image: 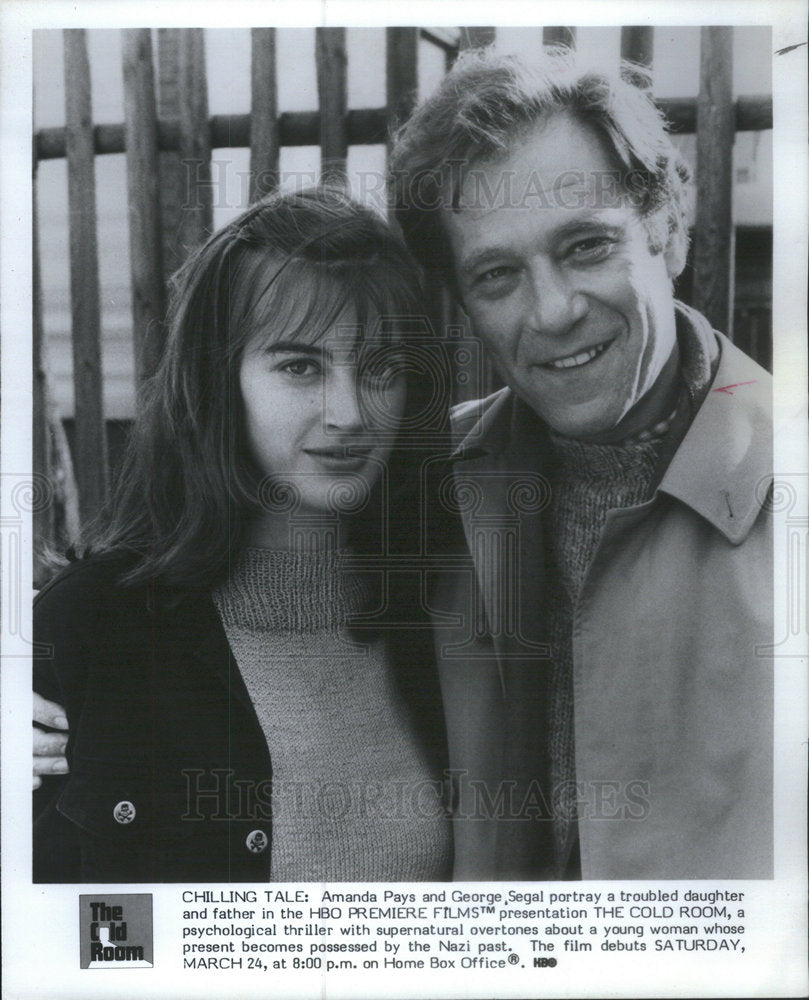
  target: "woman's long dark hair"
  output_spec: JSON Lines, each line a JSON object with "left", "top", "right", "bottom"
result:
{"left": 82, "top": 187, "right": 455, "bottom": 588}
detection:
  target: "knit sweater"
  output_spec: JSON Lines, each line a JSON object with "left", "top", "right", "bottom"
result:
{"left": 212, "top": 548, "right": 452, "bottom": 882}
{"left": 545, "top": 432, "right": 667, "bottom": 875}
{"left": 545, "top": 307, "right": 719, "bottom": 877}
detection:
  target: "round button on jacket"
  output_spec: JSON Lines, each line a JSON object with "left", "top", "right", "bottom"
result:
{"left": 245, "top": 829, "right": 268, "bottom": 854}
{"left": 113, "top": 800, "right": 136, "bottom": 824}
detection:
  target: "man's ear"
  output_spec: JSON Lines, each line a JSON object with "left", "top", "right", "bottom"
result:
{"left": 644, "top": 205, "right": 688, "bottom": 278}
{"left": 663, "top": 222, "right": 688, "bottom": 279}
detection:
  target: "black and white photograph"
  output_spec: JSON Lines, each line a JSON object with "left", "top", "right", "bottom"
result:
{"left": 2, "top": 1, "right": 807, "bottom": 998}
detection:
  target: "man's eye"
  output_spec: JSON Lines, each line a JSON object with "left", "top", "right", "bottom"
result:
{"left": 279, "top": 359, "right": 319, "bottom": 377}
{"left": 568, "top": 237, "right": 616, "bottom": 260}
{"left": 478, "top": 265, "right": 515, "bottom": 283}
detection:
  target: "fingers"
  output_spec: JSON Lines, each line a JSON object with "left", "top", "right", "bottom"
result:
{"left": 33, "top": 691, "right": 68, "bottom": 730}
{"left": 34, "top": 729, "right": 69, "bottom": 759}
{"left": 32, "top": 740, "right": 69, "bottom": 788}
{"left": 32, "top": 753, "right": 69, "bottom": 789}
{"left": 33, "top": 692, "right": 69, "bottom": 788}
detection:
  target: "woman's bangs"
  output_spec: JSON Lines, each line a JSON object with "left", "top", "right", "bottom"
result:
{"left": 241, "top": 258, "right": 417, "bottom": 351}
{"left": 351, "top": 263, "right": 423, "bottom": 348}
{"left": 240, "top": 260, "right": 362, "bottom": 350}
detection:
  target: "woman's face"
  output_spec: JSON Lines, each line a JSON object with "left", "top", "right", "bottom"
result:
{"left": 239, "top": 306, "right": 408, "bottom": 521}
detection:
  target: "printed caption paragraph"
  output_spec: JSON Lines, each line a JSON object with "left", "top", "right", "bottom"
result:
{"left": 178, "top": 887, "right": 747, "bottom": 974}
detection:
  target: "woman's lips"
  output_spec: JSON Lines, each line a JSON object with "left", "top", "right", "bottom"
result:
{"left": 303, "top": 447, "right": 372, "bottom": 470}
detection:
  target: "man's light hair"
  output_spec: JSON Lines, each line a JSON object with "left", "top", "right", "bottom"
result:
{"left": 389, "top": 47, "right": 692, "bottom": 284}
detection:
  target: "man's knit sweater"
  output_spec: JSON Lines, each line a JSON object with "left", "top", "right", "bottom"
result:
{"left": 212, "top": 547, "right": 452, "bottom": 882}
{"left": 546, "top": 431, "right": 668, "bottom": 875}
{"left": 545, "top": 309, "right": 719, "bottom": 877}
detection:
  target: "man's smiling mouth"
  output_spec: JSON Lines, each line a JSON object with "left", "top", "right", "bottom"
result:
{"left": 542, "top": 341, "right": 612, "bottom": 371}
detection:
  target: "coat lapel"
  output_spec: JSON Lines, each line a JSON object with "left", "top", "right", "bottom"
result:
{"left": 451, "top": 393, "right": 557, "bottom": 877}
{"left": 152, "top": 587, "right": 262, "bottom": 723}
{"left": 451, "top": 393, "right": 551, "bottom": 669}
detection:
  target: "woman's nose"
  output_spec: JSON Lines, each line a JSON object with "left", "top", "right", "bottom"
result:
{"left": 323, "top": 366, "right": 365, "bottom": 432}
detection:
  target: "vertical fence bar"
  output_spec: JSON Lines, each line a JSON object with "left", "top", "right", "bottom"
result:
{"left": 620, "top": 27, "right": 654, "bottom": 88}
{"left": 386, "top": 27, "right": 418, "bottom": 137}
{"left": 388, "top": 29, "right": 436, "bottom": 340}
{"left": 157, "top": 28, "right": 184, "bottom": 279}
{"left": 63, "top": 28, "right": 108, "bottom": 522}
{"left": 693, "top": 26, "right": 735, "bottom": 337}
{"left": 34, "top": 175, "right": 81, "bottom": 577}
{"left": 458, "top": 27, "right": 495, "bottom": 50}
{"left": 621, "top": 25, "right": 654, "bottom": 69}
{"left": 316, "top": 27, "right": 347, "bottom": 182}
{"left": 122, "top": 28, "right": 166, "bottom": 385}
{"left": 543, "top": 27, "right": 577, "bottom": 48}
{"left": 32, "top": 172, "right": 53, "bottom": 563}
{"left": 450, "top": 27, "right": 498, "bottom": 395}
{"left": 250, "top": 27, "right": 279, "bottom": 203}
{"left": 177, "top": 29, "right": 213, "bottom": 248}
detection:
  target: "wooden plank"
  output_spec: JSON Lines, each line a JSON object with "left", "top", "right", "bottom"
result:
{"left": 621, "top": 25, "right": 654, "bottom": 67}
{"left": 179, "top": 28, "right": 211, "bottom": 254}
{"left": 156, "top": 28, "right": 185, "bottom": 278}
{"left": 156, "top": 29, "right": 213, "bottom": 259}
{"left": 250, "top": 27, "right": 279, "bottom": 202}
{"left": 177, "top": 29, "right": 213, "bottom": 248}
{"left": 315, "top": 27, "right": 347, "bottom": 181}
{"left": 273, "top": 108, "right": 387, "bottom": 147}
{"left": 33, "top": 91, "right": 776, "bottom": 160}
{"left": 34, "top": 176, "right": 81, "bottom": 575}
{"left": 419, "top": 27, "right": 460, "bottom": 70}
{"left": 693, "top": 26, "right": 735, "bottom": 336}
{"left": 621, "top": 26, "right": 654, "bottom": 87}
{"left": 458, "top": 27, "right": 495, "bottom": 50}
{"left": 122, "top": 28, "right": 166, "bottom": 384}
{"left": 543, "top": 26, "right": 577, "bottom": 48}
{"left": 63, "top": 28, "right": 108, "bottom": 522}
{"left": 32, "top": 95, "right": 775, "bottom": 161}
{"left": 419, "top": 27, "right": 458, "bottom": 54}
{"left": 386, "top": 27, "right": 418, "bottom": 143}
{"left": 662, "top": 95, "right": 770, "bottom": 132}
{"left": 32, "top": 172, "right": 54, "bottom": 560}
{"left": 388, "top": 27, "right": 445, "bottom": 369}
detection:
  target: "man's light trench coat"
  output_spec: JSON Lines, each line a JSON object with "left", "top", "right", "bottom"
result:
{"left": 434, "top": 328, "right": 773, "bottom": 881}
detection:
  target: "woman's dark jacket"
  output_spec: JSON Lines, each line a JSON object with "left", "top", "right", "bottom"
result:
{"left": 33, "top": 555, "right": 449, "bottom": 883}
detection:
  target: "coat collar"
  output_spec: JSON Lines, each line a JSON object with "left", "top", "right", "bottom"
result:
{"left": 659, "top": 332, "right": 772, "bottom": 544}
{"left": 450, "top": 307, "right": 772, "bottom": 545}
{"left": 451, "top": 385, "right": 545, "bottom": 466}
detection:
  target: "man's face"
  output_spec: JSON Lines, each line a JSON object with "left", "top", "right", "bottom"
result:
{"left": 443, "top": 113, "right": 679, "bottom": 438}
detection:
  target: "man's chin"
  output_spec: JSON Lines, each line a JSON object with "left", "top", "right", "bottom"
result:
{"left": 539, "top": 406, "right": 621, "bottom": 442}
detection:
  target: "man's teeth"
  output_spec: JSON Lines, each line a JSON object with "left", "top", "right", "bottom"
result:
{"left": 546, "top": 342, "right": 608, "bottom": 370}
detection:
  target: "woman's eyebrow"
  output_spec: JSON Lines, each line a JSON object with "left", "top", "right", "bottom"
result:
{"left": 262, "top": 341, "right": 323, "bottom": 355}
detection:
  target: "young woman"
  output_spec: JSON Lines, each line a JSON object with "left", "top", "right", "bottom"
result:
{"left": 33, "top": 188, "right": 457, "bottom": 883}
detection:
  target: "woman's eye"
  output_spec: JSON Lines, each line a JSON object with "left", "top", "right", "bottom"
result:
{"left": 279, "top": 359, "right": 319, "bottom": 377}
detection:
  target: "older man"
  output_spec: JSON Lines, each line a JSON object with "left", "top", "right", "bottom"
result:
{"left": 390, "top": 49, "right": 773, "bottom": 881}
